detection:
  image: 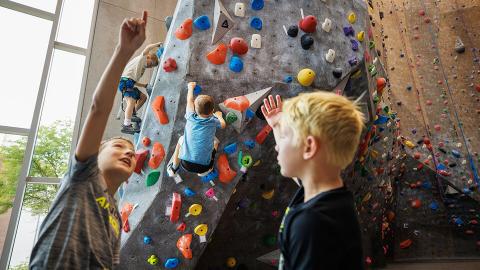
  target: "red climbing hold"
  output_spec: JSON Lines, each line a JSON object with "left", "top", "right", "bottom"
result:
{"left": 134, "top": 149, "right": 149, "bottom": 174}
{"left": 298, "top": 15, "right": 317, "bottom": 33}
{"left": 217, "top": 154, "right": 237, "bottom": 184}
{"left": 438, "top": 170, "right": 451, "bottom": 177}
{"left": 170, "top": 192, "right": 181, "bottom": 223}
{"left": 414, "top": 152, "right": 421, "bottom": 160}
{"left": 177, "top": 222, "right": 186, "bottom": 232}
{"left": 152, "top": 96, "right": 169, "bottom": 125}
{"left": 418, "top": 10, "right": 425, "bottom": 16}
{"left": 229, "top": 37, "right": 248, "bottom": 55}
{"left": 163, "top": 58, "right": 177, "bottom": 72}
{"left": 223, "top": 96, "right": 250, "bottom": 112}
{"left": 177, "top": 234, "right": 193, "bottom": 259}
{"left": 424, "top": 17, "right": 431, "bottom": 23}
{"left": 411, "top": 198, "right": 421, "bottom": 209}
{"left": 400, "top": 239, "right": 413, "bottom": 249}
{"left": 423, "top": 137, "right": 431, "bottom": 145}
{"left": 475, "top": 84, "right": 480, "bottom": 92}
{"left": 434, "top": 124, "right": 441, "bottom": 131}
{"left": 256, "top": 124, "right": 273, "bottom": 144}
{"left": 175, "top": 18, "right": 193, "bottom": 40}
{"left": 142, "top": 136, "right": 151, "bottom": 147}
{"left": 148, "top": 142, "right": 165, "bottom": 169}
{"left": 206, "top": 43, "right": 227, "bottom": 65}
{"left": 120, "top": 203, "right": 134, "bottom": 233}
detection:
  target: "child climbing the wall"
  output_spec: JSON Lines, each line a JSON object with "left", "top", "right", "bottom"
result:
{"left": 261, "top": 92, "right": 365, "bottom": 270}
{"left": 166, "top": 82, "right": 226, "bottom": 177}
{"left": 119, "top": 39, "right": 162, "bottom": 134}
{"left": 29, "top": 11, "right": 149, "bottom": 269}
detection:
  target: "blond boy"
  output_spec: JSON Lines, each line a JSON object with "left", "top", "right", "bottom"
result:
{"left": 261, "top": 92, "right": 365, "bottom": 270}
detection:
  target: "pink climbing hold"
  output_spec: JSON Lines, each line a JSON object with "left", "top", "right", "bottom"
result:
{"left": 205, "top": 188, "right": 218, "bottom": 201}
{"left": 163, "top": 58, "right": 177, "bottom": 72}
{"left": 434, "top": 124, "right": 441, "bottom": 131}
{"left": 418, "top": 10, "right": 425, "bottom": 16}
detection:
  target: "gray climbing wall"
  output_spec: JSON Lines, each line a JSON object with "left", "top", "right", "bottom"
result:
{"left": 118, "top": 0, "right": 369, "bottom": 269}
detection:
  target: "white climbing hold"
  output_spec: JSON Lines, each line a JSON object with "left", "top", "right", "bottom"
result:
{"left": 455, "top": 36, "right": 465, "bottom": 53}
{"left": 234, "top": 3, "right": 245, "bottom": 17}
{"left": 325, "top": 49, "right": 336, "bottom": 63}
{"left": 322, "top": 18, "right": 332, "bottom": 32}
{"left": 251, "top": 34, "right": 261, "bottom": 48}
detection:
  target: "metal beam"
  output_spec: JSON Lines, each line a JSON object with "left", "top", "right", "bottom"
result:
{"left": 26, "top": 177, "right": 61, "bottom": 184}
{"left": 0, "top": 125, "right": 29, "bottom": 136}
{"left": 0, "top": 0, "right": 55, "bottom": 21}
{"left": 54, "top": 41, "right": 87, "bottom": 55}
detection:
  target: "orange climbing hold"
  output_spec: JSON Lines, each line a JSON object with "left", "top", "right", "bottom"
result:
{"left": 400, "top": 239, "right": 413, "bottom": 249}
{"left": 142, "top": 136, "right": 151, "bottom": 147}
{"left": 134, "top": 149, "right": 149, "bottom": 174}
{"left": 376, "top": 77, "right": 386, "bottom": 95}
{"left": 217, "top": 154, "right": 237, "bottom": 184}
{"left": 120, "top": 203, "right": 134, "bottom": 233}
{"left": 175, "top": 18, "right": 193, "bottom": 40}
{"left": 411, "top": 198, "right": 421, "bottom": 209}
{"left": 256, "top": 124, "right": 273, "bottom": 144}
{"left": 475, "top": 84, "right": 480, "bottom": 92}
{"left": 206, "top": 43, "right": 227, "bottom": 65}
{"left": 148, "top": 142, "right": 165, "bottom": 169}
{"left": 177, "top": 234, "right": 193, "bottom": 259}
{"left": 223, "top": 96, "right": 250, "bottom": 112}
{"left": 152, "top": 96, "right": 169, "bottom": 125}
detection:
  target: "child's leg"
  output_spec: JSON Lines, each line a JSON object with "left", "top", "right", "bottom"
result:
{"left": 213, "top": 136, "right": 220, "bottom": 150}
{"left": 124, "top": 97, "right": 136, "bottom": 125}
{"left": 167, "top": 136, "right": 183, "bottom": 177}
{"left": 135, "top": 92, "right": 147, "bottom": 112}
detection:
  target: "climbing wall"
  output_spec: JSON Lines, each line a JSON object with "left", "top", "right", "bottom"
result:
{"left": 118, "top": 0, "right": 369, "bottom": 269}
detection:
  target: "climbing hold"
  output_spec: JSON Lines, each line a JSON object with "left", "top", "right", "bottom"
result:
{"left": 451, "top": 149, "right": 461, "bottom": 158}
{"left": 206, "top": 43, "right": 228, "bottom": 65}
{"left": 144, "top": 236, "right": 152, "bottom": 244}
{"left": 152, "top": 96, "right": 169, "bottom": 124}
{"left": 163, "top": 58, "right": 177, "bottom": 72}
{"left": 411, "top": 198, "right": 421, "bottom": 209}
{"left": 299, "top": 15, "right": 317, "bottom": 33}
{"left": 250, "top": 17, "right": 262, "bottom": 30}
{"left": 194, "top": 224, "right": 208, "bottom": 237}
{"left": 256, "top": 124, "right": 272, "bottom": 144}
{"left": 226, "top": 111, "right": 238, "bottom": 124}
{"left": 300, "top": 34, "right": 314, "bottom": 50}
{"left": 347, "top": 12, "right": 356, "bottom": 24}
{"left": 224, "top": 96, "right": 250, "bottom": 111}
{"left": 262, "top": 189, "right": 274, "bottom": 200}
{"left": 177, "top": 222, "right": 186, "bottom": 232}
{"left": 240, "top": 153, "right": 253, "bottom": 171}
{"left": 418, "top": 10, "right": 425, "bottom": 16}
{"left": 297, "top": 68, "right": 316, "bottom": 86}
{"left": 250, "top": 0, "right": 264, "bottom": 11}
{"left": 134, "top": 149, "right": 148, "bottom": 174}
{"left": 194, "top": 15, "right": 211, "bottom": 30}
{"left": 434, "top": 124, "right": 441, "bottom": 131}
{"left": 234, "top": 3, "right": 245, "bottom": 17}
{"left": 156, "top": 46, "right": 164, "bottom": 59}
{"left": 287, "top": 25, "right": 299, "bottom": 37}
{"left": 212, "top": 0, "right": 235, "bottom": 44}
{"left": 400, "top": 239, "right": 412, "bottom": 249}
{"left": 147, "top": 255, "right": 159, "bottom": 265}
{"left": 229, "top": 56, "right": 244, "bottom": 73}
{"left": 175, "top": 18, "right": 193, "bottom": 40}
{"left": 142, "top": 136, "right": 151, "bottom": 147}
{"left": 217, "top": 154, "right": 237, "bottom": 183}
{"left": 325, "top": 49, "right": 336, "bottom": 63}
{"left": 193, "top": 84, "right": 202, "bottom": 95}
{"left": 455, "top": 36, "right": 465, "bottom": 53}
{"left": 230, "top": 37, "right": 248, "bottom": 55}
{"left": 377, "top": 77, "right": 386, "bottom": 95}
{"left": 321, "top": 18, "right": 332, "bottom": 32}
{"left": 332, "top": 68, "right": 343, "bottom": 79}
{"left": 251, "top": 34, "right": 261, "bottom": 49}
{"left": 205, "top": 188, "right": 218, "bottom": 201}
{"left": 357, "top": 31, "right": 365, "bottom": 42}
{"left": 184, "top": 187, "right": 196, "bottom": 197}
{"left": 120, "top": 203, "right": 134, "bottom": 232}
{"left": 284, "top": 75, "right": 293, "bottom": 83}
{"left": 226, "top": 257, "right": 237, "bottom": 268}
{"left": 369, "top": 40, "right": 375, "bottom": 49}
{"left": 343, "top": 26, "right": 354, "bottom": 36}
{"left": 350, "top": 39, "right": 359, "bottom": 51}
{"left": 164, "top": 258, "right": 179, "bottom": 269}
{"left": 148, "top": 142, "right": 165, "bottom": 169}
{"left": 244, "top": 140, "right": 255, "bottom": 149}
{"left": 224, "top": 142, "right": 238, "bottom": 154}
{"left": 177, "top": 234, "right": 193, "bottom": 259}
{"left": 185, "top": 203, "right": 202, "bottom": 217}
{"left": 146, "top": 170, "right": 160, "bottom": 187}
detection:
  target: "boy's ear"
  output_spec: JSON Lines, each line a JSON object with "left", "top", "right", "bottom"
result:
{"left": 303, "top": 135, "right": 319, "bottom": 160}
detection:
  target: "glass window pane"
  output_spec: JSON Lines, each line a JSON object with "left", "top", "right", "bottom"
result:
{"left": 8, "top": 183, "right": 59, "bottom": 269}
{"left": 56, "top": 0, "right": 95, "bottom": 48}
{"left": 9, "top": 0, "right": 57, "bottom": 13}
{"left": 29, "top": 50, "right": 85, "bottom": 178}
{"left": 0, "top": 8, "right": 52, "bottom": 129}
{"left": 0, "top": 134, "right": 27, "bottom": 256}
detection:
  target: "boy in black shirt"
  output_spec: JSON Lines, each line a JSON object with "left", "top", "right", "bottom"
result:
{"left": 261, "top": 92, "right": 365, "bottom": 270}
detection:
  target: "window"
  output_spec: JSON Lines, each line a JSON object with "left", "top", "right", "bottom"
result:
{"left": 56, "top": 0, "right": 95, "bottom": 48}
{"left": 9, "top": 0, "right": 57, "bottom": 13}
{"left": 0, "top": 8, "right": 52, "bottom": 129}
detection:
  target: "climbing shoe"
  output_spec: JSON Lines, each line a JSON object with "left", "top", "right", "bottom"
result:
{"left": 121, "top": 124, "right": 139, "bottom": 135}
{"left": 167, "top": 162, "right": 179, "bottom": 177}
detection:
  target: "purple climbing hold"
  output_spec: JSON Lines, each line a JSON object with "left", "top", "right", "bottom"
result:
{"left": 350, "top": 39, "right": 359, "bottom": 51}
{"left": 348, "top": 57, "right": 359, "bottom": 66}
{"left": 343, "top": 26, "right": 355, "bottom": 36}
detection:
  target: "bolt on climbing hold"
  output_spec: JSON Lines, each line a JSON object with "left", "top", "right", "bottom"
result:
{"left": 164, "top": 258, "right": 179, "bottom": 269}
{"left": 177, "top": 234, "right": 192, "bottom": 259}
{"left": 250, "top": 0, "right": 264, "bottom": 11}
{"left": 343, "top": 26, "right": 354, "bottom": 36}
{"left": 250, "top": 17, "right": 263, "bottom": 30}
{"left": 251, "top": 34, "right": 261, "bottom": 48}
{"left": 297, "top": 68, "right": 316, "bottom": 86}
{"left": 194, "top": 15, "right": 211, "bottom": 30}
{"left": 351, "top": 39, "right": 359, "bottom": 51}
{"left": 144, "top": 236, "right": 152, "bottom": 244}
{"left": 349, "top": 57, "right": 359, "bottom": 66}
{"left": 299, "top": 14, "right": 317, "bottom": 33}
{"left": 333, "top": 68, "right": 343, "bottom": 79}
{"left": 234, "top": 2, "right": 245, "bottom": 17}
{"left": 286, "top": 25, "right": 299, "bottom": 37}
{"left": 230, "top": 37, "right": 248, "bottom": 55}
{"left": 300, "top": 34, "right": 314, "bottom": 50}
{"left": 224, "top": 142, "right": 238, "bottom": 154}
{"left": 194, "top": 223, "right": 209, "bottom": 243}
{"left": 347, "top": 12, "right": 356, "bottom": 24}
{"left": 357, "top": 31, "right": 365, "bottom": 42}
{"left": 147, "top": 255, "right": 159, "bottom": 265}
{"left": 205, "top": 188, "right": 218, "bottom": 201}
{"left": 184, "top": 187, "right": 196, "bottom": 197}
{"left": 325, "top": 49, "right": 336, "bottom": 63}
{"left": 229, "top": 56, "right": 244, "bottom": 73}
{"left": 175, "top": 18, "right": 193, "bottom": 40}
{"left": 226, "top": 112, "right": 238, "bottom": 124}
{"left": 163, "top": 58, "right": 177, "bottom": 72}
{"left": 322, "top": 18, "right": 332, "bottom": 32}
{"left": 226, "top": 257, "right": 237, "bottom": 268}
{"left": 206, "top": 43, "right": 227, "bottom": 65}
{"left": 455, "top": 36, "right": 465, "bottom": 54}
{"left": 142, "top": 136, "right": 151, "bottom": 147}
{"left": 185, "top": 204, "right": 202, "bottom": 217}
{"left": 284, "top": 75, "right": 293, "bottom": 83}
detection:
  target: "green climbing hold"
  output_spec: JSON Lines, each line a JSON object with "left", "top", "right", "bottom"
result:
{"left": 226, "top": 112, "right": 238, "bottom": 124}
{"left": 373, "top": 96, "right": 380, "bottom": 104}
{"left": 146, "top": 170, "right": 160, "bottom": 187}
{"left": 383, "top": 106, "right": 390, "bottom": 113}
{"left": 369, "top": 41, "right": 375, "bottom": 49}
{"left": 241, "top": 154, "right": 253, "bottom": 168}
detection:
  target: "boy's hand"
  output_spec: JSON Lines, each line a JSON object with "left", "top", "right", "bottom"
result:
{"left": 118, "top": 11, "right": 148, "bottom": 55}
{"left": 187, "top": 82, "right": 196, "bottom": 91}
{"left": 261, "top": 95, "right": 283, "bottom": 128}
{"left": 214, "top": 111, "right": 223, "bottom": 118}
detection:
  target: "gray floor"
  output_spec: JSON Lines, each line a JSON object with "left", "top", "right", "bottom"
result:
{"left": 380, "top": 261, "right": 480, "bottom": 270}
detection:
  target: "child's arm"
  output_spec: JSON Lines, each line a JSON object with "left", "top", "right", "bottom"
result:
{"left": 214, "top": 111, "right": 226, "bottom": 129}
{"left": 142, "top": 42, "right": 163, "bottom": 55}
{"left": 261, "top": 95, "right": 283, "bottom": 144}
{"left": 75, "top": 12, "right": 148, "bottom": 162}
{"left": 186, "top": 82, "right": 196, "bottom": 112}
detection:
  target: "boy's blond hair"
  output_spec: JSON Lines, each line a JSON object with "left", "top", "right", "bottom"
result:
{"left": 281, "top": 91, "right": 365, "bottom": 169}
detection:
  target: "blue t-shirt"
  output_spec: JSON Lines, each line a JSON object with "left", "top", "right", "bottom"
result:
{"left": 179, "top": 110, "right": 221, "bottom": 165}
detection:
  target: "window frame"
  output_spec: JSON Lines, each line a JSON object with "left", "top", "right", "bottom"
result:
{"left": 0, "top": 0, "right": 99, "bottom": 267}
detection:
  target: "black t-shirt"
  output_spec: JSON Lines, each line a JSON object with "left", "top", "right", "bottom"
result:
{"left": 278, "top": 184, "right": 365, "bottom": 270}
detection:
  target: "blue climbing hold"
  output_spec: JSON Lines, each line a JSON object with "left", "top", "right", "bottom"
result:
{"left": 144, "top": 236, "right": 152, "bottom": 244}
{"left": 156, "top": 47, "right": 164, "bottom": 59}
{"left": 229, "top": 56, "right": 244, "bottom": 73}
{"left": 246, "top": 108, "right": 255, "bottom": 120}
{"left": 194, "top": 85, "right": 202, "bottom": 95}
{"left": 201, "top": 169, "right": 218, "bottom": 183}
{"left": 422, "top": 181, "right": 432, "bottom": 189}
{"left": 194, "top": 15, "right": 210, "bottom": 30}
{"left": 284, "top": 75, "right": 293, "bottom": 83}
{"left": 164, "top": 258, "right": 179, "bottom": 268}
{"left": 184, "top": 187, "right": 196, "bottom": 197}
{"left": 224, "top": 143, "right": 238, "bottom": 154}
{"left": 463, "top": 187, "right": 472, "bottom": 194}
{"left": 451, "top": 149, "right": 461, "bottom": 158}
{"left": 251, "top": 0, "right": 264, "bottom": 10}
{"left": 244, "top": 140, "right": 255, "bottom": 149}
{"left": 374, "top": 115, "right": 389, "bottom": 125}
{"left": 250, "top": 17, "right": 263, "bottom": 30}
{"left": 350, "top": 39, "right": 359, "bottom": 51}
{"left": 429, "top": 201, "right": 438, "bottom": 210}
{"left": 454, "top": 217, "right": 464, "bottom": 226}
{"left": 436, "top": 163, "right": 447, "bottom": 171}
{"left": 343, "top": 26, "right": 355, "bottom": 36}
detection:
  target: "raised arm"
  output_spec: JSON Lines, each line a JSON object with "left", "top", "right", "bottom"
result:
{"left": 261, "top": 95, "right": 283, "bottom": 145}
{"left": 142, "top": 42, "right": 163, "bottom": 55}
{"left": 75, "top": 11, "right": 148, "bottom": 161}
{"left": 214, "top": 111, "right": 226, "bottom": 129}
{"left": 186, "top": 82, "right": 196, "bottom": 112}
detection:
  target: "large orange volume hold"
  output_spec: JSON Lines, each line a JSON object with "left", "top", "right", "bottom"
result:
{"left": 217, "top": 154, "right": 237, "bottom": 183}
{"left": 152, "top": 96, "right": 169, "bottom": 125}
{"left": 175, "top": 18, "right": 193, "bottom": 40}
{"left": 177, "top": 234, "right": 193, "bottom": 259}
{"left": 223, "top": 96, "right": 250, "bottom": 112}
{"left": 148, "top": 142, "right": 165, "bottom": 169}
{"left": 206, "top": 43, "right": 227, "bottom": 65}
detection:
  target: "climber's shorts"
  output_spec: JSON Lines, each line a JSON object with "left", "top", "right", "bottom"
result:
{"left": 118, "top": 77, "right": 141, "bottom": 100}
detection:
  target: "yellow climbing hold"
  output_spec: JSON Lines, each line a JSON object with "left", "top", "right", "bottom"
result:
{"left": 348, "top": 12, "right": 356, "bottom": 24}
{"left": 362, "top": 192, "right": 372, "bottom": 203}
{"left": 226, "top": 257, "right": 237, "bottom": 268}
{"left": 186, "top": 204, "right": 202, "bottom": 217}
{"left": 404, "top": 140, "right": 415, "bottom": 149}
{"left": 253, "top": 160, "right": 262, "bottom": 167}
{"left": 357, "top": 31, "right": 365, "bottom": 42}
{"left": 297, "top": 68, "right": 316, "bottom": 86}
{"left": 262, "top": 189, "right": 275, "bottom": 200}
{"left": 194, "top": 223, "right": 208, "bottom": 236}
